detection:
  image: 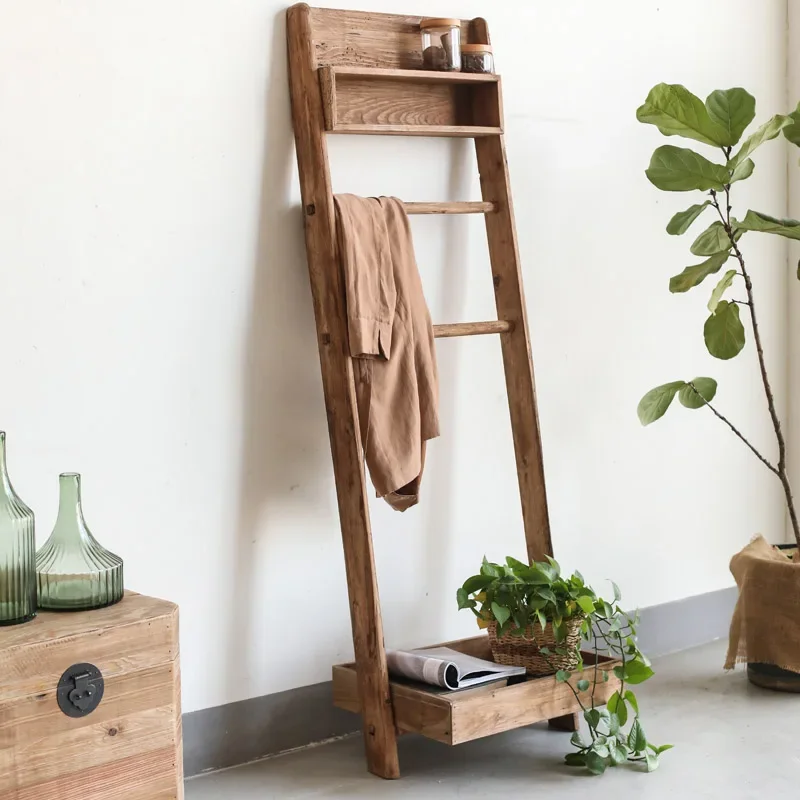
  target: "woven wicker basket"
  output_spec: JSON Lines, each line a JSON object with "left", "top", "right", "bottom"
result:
{"left": 487, "top": 617, "right": 583, "bottom": 677}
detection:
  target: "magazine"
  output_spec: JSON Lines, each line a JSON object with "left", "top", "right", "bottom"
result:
{"left": 385, "top": 646, "right": 526, "bottom": 690}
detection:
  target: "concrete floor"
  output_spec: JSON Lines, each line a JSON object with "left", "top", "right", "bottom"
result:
{"left": 185, "top": 641, "right": 799, "bottom": 799}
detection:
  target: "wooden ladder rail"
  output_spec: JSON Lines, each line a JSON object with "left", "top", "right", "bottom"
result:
{"left": 286, "top": 5, "right": 557, "bottom": 779}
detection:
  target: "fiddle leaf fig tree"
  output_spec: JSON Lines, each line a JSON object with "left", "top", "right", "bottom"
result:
{"left": 636, "top": 84, "right": 800, "bottom": 548}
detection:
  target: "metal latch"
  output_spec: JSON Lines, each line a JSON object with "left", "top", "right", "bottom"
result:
{"left": 57, "top": 662, "right": 105, "bottom": 718}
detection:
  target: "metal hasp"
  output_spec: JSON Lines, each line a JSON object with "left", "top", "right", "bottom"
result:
{"left": 57, "top": 662, "right": 105, "bottom": 718}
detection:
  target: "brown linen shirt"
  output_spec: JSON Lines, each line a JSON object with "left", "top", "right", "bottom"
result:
{"left": 334, "top": 194, "right": 440, "bottom": 511}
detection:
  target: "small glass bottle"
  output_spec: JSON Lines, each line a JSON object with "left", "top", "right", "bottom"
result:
{"left": 0, "top": 431, "right": 36, "bottom": 625}
{"left": 461, "top": 44, "right": 494, "bottom": 74}
{"left": 420, "top": 18, "right": 461, "bottom": 71}
{"left": 36, "top": 473, "right": 123, "bottom": 610}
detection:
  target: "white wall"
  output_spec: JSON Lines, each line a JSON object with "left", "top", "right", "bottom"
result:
{"left": 0, "top": 0, "right": 790, "bottom": 715}
{"left": 789, "top": 1, "right": 800, "bottom": 540}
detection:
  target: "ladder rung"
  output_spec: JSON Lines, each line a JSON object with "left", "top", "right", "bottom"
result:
{"left": 433, "top": 321, "right": 513, "bottom": 338}
{"left": 404, "top": 202, "right": 496, "bottom": 215}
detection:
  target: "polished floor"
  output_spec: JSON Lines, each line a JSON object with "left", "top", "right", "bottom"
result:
{"left": 185, "top": 640, "right": 799, "bottom": 799}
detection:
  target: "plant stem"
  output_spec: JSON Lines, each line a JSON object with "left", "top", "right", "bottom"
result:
{"left": 708, "top": 190, "right": 800, "bottom": 548}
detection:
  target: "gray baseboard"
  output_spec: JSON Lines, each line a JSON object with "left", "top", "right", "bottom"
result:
{"left": 183, "top": 585, "right": 737, "bottom": 777}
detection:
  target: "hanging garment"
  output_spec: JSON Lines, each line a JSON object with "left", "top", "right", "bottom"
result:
{"left": 333, "top": 194, "right": 440, "bottom": 511}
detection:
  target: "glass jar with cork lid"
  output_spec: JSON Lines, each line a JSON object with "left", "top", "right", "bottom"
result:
{"left": 461, "top": 44, "right": 494, "bottom": 74}
{"left": 420, "top": 18, "right": 461, "bottom": 71}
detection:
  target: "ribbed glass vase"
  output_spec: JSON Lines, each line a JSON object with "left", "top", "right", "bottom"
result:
{"left": 36, "top": 473, "right": 123, "bottom": 610}
{"left": 0, "top": 432, "right": 37, "bottom": 625}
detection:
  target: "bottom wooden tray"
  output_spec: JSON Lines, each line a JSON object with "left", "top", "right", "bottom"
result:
{"left": 333, "top": 635, "right": 621, "bottom": 746}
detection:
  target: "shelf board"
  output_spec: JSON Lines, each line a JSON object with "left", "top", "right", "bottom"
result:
{"left": 328, "top": 123, "right": 501, "bottom": 137}
{"left": 324, "top": 66, "right": 500, "bottom": 84}
{"left": 332, "top": 635, "right": 621, "bottom": 746}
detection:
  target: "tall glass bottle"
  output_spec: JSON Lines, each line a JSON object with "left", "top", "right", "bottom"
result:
{"left": 0, "top": 431, "right": 37, "bottom": 625}
{"left": 36, "top": 473, "right": 123, "bottom": 610}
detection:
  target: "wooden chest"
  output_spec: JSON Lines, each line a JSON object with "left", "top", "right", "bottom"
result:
{"left": 0, "top": 592, "right": 183, "bottom": 799}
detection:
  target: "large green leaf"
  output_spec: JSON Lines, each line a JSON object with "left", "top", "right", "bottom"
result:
{"left": 704, "top": 300, "right": 745, "bottom": 360}
{"left": 646, "top": 146, "right": 729, "bottom": 192}
{"left": 728, "top": 114, "right": 792, "bottom": 169}
{"left": 708, "top": 269, "right": 737, "bottom": 313}
{"left": 690, "top": 221, "right": 733, "bottom": 256}
{"left": 678, "top": 377, "right": 718, "bottom": 409}
{"left": 636, "top": 83, "right": 727, "bottom": 146}
{"left": 783, "top": 102, "right": 800, "bottom": 146}
{"left": 669, "top": 251, "right": 730, "bottom": 293}
{"left": 666, "top": 201, "right": 710, "bottom": 235}
{"left": 737, "top": 210, "right": 800, "bottom": 240}
{"left": 629, "top": 719, "right": 648, "bottom": 754}
{"left": 730, "top": 158, "right": 755, "bottom": 184}
{"left": 491, "top": 602, "right": 510, "bottom": 626}
{"left": 585, "top": 751, "right": 608, "bottom": 775}
{"left": 624, "top": 660, "right": 656, "bottom": 685}
{"left": 705, "top": 88, "right": 756, "bottom": 146}
{"left": 637, "top": 381, "right": 685, "bottom": 425}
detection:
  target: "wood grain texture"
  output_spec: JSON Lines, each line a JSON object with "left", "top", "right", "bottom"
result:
{"left": 471, "top": 17, "right": 553, "bottom": 563}
{"left": 329, "top": 123, "right": 500, "bottom": 137}
{"left": 433, "top": 321, "right": 512, "bottom": 338}
{"left": 326, "top": 66, "right": 498, "bottom": 84}
{"left": 548, "top": 712, "right": 581, "bottom": 732}
{"left": 309, "top": 7, "right": 473, "bottom": 70}
{"left": 333, "top": 639, "right": 621, "bottom": 747}
{"left": 0, "top": 592, "right": 182, "bottom": 799}
{"left": 404, "top": 201, "right": 495, "bottom": 214}
{"left": 287, "top": 3, "right": 399, "bottom": 780}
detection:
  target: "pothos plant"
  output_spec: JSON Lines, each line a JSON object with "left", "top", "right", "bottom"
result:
{"left": 458, "top": 557, "right": 672, "bottom": 775}
{"left": 636, "top": 84, "right": 800, "bottom": 549}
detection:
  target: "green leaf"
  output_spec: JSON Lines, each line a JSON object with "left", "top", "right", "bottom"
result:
{"left": 456, "top": 588, "right": 470, "bottom": 609}
{"left": 637, "top": 381, "right": 685, "bottom": 425}
{"left": 536, "top": 609, "right": 548, "bottom": 630}
{"left": 616, "top": 697, "right": 628, "bottom": 727}
{"left": 577, "top": 679, "right": 590, "bottom": 692}
{"left": 609, "top": 740, "right": 628, "bottom": 766}
{"left": 656, "top": 744, "right": 674, "bottom": 755}
{"left": 610, "top": 581, "right": 622, "bottom": 602}
{"left": 584, "top": 708, "right": 602, "bottom": 729}
{"left": 737, "top": 210, "right": 800, "bottom": 240}
{"left": 585, "top": 750, "right": 608, "bottom": 775}
{"left": 645, "top": 751, "right": 660, "bottom": 773}
{"left": 593, "top": 743, "right": 610, "bottom": 759}
{"left": 707, "top": 269, "right": 738, "bottom": 313}
{"left": 669, "top": 251, "right": 730, "bottom": 293}
{"left": 636, "top": 83, "right": 727, "bottom": 146}
{"left": 623, "top": 690, "right": 640, "bottom": 714}
{"left": 491, "top": 602, "right": 510, "bottom": 626}
{"left": 629, "top": 719, "right": 647, "bottom": 753}
{"left": 624, "top": 661, "right": 656, "bottom": 685}
{"left": 577, "top": 595, "right": 596, "bottom": 614}
{"left": 537, "top": 587, "right": 557, "bottom": 604}
{"left": 729, "top": 114, "right": 792, "bottom": 169}
{"left": 690, "top": 221, "right": 733, "bottom": 256}
{"left": 570, "top": 731, "right": 587, "bottom": 748}
{"left": 646, "top": 145, "right": 729, "bottom": 192}
{"left": 462, "top": 574, "right": 492, "bottom": 595}
{"left": 564, "top": 752, "right": 587, "bottom": 767}
{"left": 704, "top": 300, "right": 745, "bottom": 360}
{"left": 678, "top": 377, "right": 717, "bottom": 409}
{"left": 666, "top": 201, "right": 710, "bottom": 235}
{"left": 783, "top": 102, "right": 800, "bottom": 146}
{"left": 556, "top": 670, "right": 571, "bottom": 683}
{"left": 553, "top": 622, "right": 568, "bottom": 643}
{"left": 705, "top": 88, "right": 756, "bottom": 146}
{"left": 602, "top": 670, "right": 609, "bottom": 683}
{"left": 480, "top": 558, "right": 502, "bottom": 578}
{"left": 606, "top": 691, "right": 620, "bottom": 714}
{"left": 730, "top": 157, "right": 754, "bottom": 184}
{"left": 608, "top": 713, "right": 620, "bottom": 736}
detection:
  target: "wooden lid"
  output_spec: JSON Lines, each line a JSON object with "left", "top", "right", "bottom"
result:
{"left": 420, "top": 18, "right": 461, "bottom": 29}
{"left": 461, "top": 44, "right": 493, "bottom": 53}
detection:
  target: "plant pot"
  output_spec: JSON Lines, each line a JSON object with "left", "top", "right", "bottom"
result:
{"left": 745, "top": 543, "right": 800, "bottom": 693}
{"left": 487, "top": 617, "right": 583, "bottom": 677}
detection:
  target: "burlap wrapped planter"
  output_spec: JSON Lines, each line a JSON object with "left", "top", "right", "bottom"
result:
{"left": 487, "top": 617, "right": 583, "bottom": 677}
{"left": 726, "top": 537, "right": 800, "bottom": 692}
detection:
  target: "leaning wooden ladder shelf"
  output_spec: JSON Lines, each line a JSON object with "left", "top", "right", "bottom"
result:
{"left": 287, "top": 4, "right": 620, "bottom": 779}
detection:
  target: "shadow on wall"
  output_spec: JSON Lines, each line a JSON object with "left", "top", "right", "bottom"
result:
{"left": 225, "top": 14, "right": 339, "bottom": 706}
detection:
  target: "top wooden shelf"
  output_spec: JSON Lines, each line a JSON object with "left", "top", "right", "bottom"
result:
{"left": 323, "top": 66, "right": 499, "bottom": 84}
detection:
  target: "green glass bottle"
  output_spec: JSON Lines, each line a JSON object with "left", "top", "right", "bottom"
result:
{"left": 36, "top": 473, "right": 124, "bottom": 610}
{"left": 0, "top": 431, "right": 37, "bottom": 625}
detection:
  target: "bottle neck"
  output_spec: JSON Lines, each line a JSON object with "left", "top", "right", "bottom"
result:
{"left": 52, "top": 473, "right": 90, "bottom": 543}
{"left": 0, "top": 432, "right": 13, "bottom": 498}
